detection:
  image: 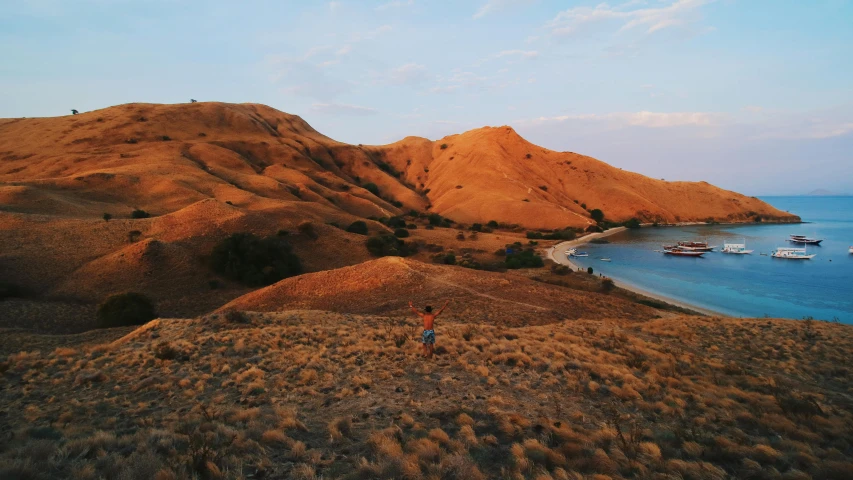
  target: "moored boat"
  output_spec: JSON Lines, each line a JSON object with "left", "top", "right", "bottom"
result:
{"left": 771, "top": 247, "right": 816, "bottom": 259}
{"left": 677, "top": 241, "right": 716, "bottom": 252}
{"left": 663, "top": 247, "right": 705, "bottom": 257}
{"left": 788, "top": 234, "right": 822, "bottom": 245}
{"left": 721, "top": 242, "right": 753, "bottom": 254}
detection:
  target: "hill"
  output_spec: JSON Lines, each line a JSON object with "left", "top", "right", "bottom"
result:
{"left": 1, "top": 311, "right": 851, "bottom": 479}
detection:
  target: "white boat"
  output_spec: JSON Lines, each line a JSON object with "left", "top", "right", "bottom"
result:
{"left": 600, "top": 258, "right": 611, "bottom": 262}
{"left": 721, "top": 242, "right": 753, "bottom": 255}
{"left": 565, "top": 248, "right": 589, "bottom": 257}
{"left": 849, "top": 246, "right": 853, "bottom": 254}
{"left": 771, "top": 247, "right": 816, "bottom": 260}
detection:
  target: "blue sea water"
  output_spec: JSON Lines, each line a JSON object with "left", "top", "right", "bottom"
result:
{"left": 567, "top": 196, "right": 853, "bottom": 323}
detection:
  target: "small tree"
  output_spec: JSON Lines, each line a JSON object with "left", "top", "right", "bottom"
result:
{"left": 366, "top": 235, "right": 415, "bottom": 257}
{"left": 439, "top": 143, "right": 448, "bottom": 149}
{"left": 471, "top": 223, "right": 482, "bottom": 232}
{"left": 96, "top": 292, "right": 157, "bottom": 328}
{"left": 71, "top": 109, "right": 79, "bottom": 115}
{"left": 587, "top": 267, "right": 594, "bottom": 275}
{"left": 428, "top": 213, "right": 443, "bottom": 226}
{"left": 624, "top": 218, "right": 641, "bottom": 229}
{"left": 102, "top": 213, "right": 112, "bottom": 222}
{"left": 210, "top": 233, "right": 302, "bottom": 286}
{"left": 590, "top": 209, "right": 605, "bottom": 223}
{"left": 346, "top": 220, "right": 369, "bottom": 235}
{"left": 393, "top": 228, "right": 410, "bottom": 238}
{"left": 131, "top": 209, "right": 150, "bottom": 219}
{"left": 487, "top": 220, "right": 499, "bottom": 228}
{"left": 190, "top": 99, "right": 198, "bottom": 103}
{"left": 363, "top": 183, "right": 380, "bottom": 196}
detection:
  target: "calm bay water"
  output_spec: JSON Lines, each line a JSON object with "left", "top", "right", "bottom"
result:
{"left": 567, "top": 196, "right": 853, "bottom": 322}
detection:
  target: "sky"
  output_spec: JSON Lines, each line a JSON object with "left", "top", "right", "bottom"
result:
{"left": 1, "top": 0, "right": 852, "bottom": 195}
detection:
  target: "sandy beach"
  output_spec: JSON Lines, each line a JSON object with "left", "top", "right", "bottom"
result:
{"left": 546, "top": 227, "right": 728, "bottom": 317}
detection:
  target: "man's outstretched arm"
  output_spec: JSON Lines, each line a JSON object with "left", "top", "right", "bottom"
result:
{"left": 434, "top": 299, "right": 451, "bottom": 317}
{"left": 408, "top": 301, "right": 424, "bottom": 317}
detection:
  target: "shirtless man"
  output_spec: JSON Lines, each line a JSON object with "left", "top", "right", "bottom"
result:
{"left": 408, "top": 300, "right": 450, "bottom": 359}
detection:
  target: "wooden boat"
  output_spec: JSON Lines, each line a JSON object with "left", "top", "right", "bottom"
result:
{"left": 788, "top": 234, "right": 822, "bottom": 245}
{"left": 677, "top": 241, "right": 716, "bottom": 252}
{"left": 663, "top": 247, "right": 705, "bottom": 257}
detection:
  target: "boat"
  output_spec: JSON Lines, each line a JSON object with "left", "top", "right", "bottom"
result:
{"left": 662, "top": 247, "right": 705, "bottom": 257}
{"left": 600, "top": 258, "right": 611, "bottom": 262}
{"left": 849, "top": 246, "right": 853, "bottom": 254}
{"left": 676, "top": 241, "right": 717, "bottom": 252}
{"left": 721, "top": 242, "right": 753, "bottom": 255}
{"left": 771, "top": 247, "right": 816, "bottom": 260}
{"left": 788, "top": 234, "right": 822, "bottom": 245}
{"left": 565, "top": 249, "right": 589, "bottom": 257}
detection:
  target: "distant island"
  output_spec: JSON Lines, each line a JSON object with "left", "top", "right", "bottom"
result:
{"left": 807, "top": 189, "right": 851, "bottom": 196}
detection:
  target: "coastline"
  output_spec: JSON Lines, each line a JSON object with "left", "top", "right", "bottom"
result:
{"left": 546, "top": 227, "right": 728, "bottom": 317}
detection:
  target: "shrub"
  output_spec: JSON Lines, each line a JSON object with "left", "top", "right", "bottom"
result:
{"left": 224, "top": 310, "right": 250, "bottom": 324}
{"left": 505, "top": 249, "right": 544, "bottom": 269}
{"left": 526, "top": 153, "right": 532, "bottom": 159}
{"left": 406, "top": 223, "right": 417, "bottom": 229}
{"left": 471, "top": 223, "right": 482, "bottom": 232}
{"left": 102, "top": 213, "right": 112, "bottom": 222}
{"left": 131, "top": 209, "right": 150, "bottom": 219}
{"left": 624, "top": 218, "right": 641, "bottom": 229}
{"left": 440, "top": 143, "right": 448, "bottom": 149}
{"left": 161, "top": 135, "right": 171, "bottom": 141}
{"left": 386, "top": 216, "right": 407, "bottom": 228}
{"left": 443, "top": 253, "right": 457, "bottom": 265}
{"left": 364, "top": 183, "right": 380, "bottom": 196}
{"left": 487, "top": 220, "right": 499, "bottom": 228}
{"left": 346, "top": 221, "right": 369, "bottom": 235}
{"left": 539, "top": 185, "right": 548, "bottom": 191}
{"left": 96, "top": 292, "right": 157, "bottom": 328}
{"left": 127, "top": 230, "right": 142, "bottom": 243}
{"left": 393, "top": 228, "right": 410, "bottom": 238}
{"left": 587, "top": 267, "right": 594, "bottom": 275}
{"left": 590, "top": 209, "right": 605, "bottom": 222}
{"left": 366, "top": 235, "right": 415, "bottom": 257}
{"left": 428, "top": 213, "right": 443, "bottom": 226}
{"left": 456, "top": 232, "right": 465, "bottom": 241}
{"left": 210, "top": 233, "right": 302, "bottom": 286}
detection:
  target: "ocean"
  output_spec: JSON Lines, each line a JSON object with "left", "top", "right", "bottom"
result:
{"left": 566, "top": 196, "right": 853, "bottom": 323}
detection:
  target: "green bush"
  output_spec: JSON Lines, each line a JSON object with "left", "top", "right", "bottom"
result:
{"left": 364, "top": 183, "right": 380, "bottom": 196}
{"left": 428, "top": 213, "right": 443, "bottom": 226}
{"left": 505, "top": 249, "right": 544, "bottom": 269}
{"left": 443, "top": 253, "right": 457, "bottom": 265}
{"left": 210, "top": 233, "right": 302, "bottom": 286}
{"left": 623, "top": 218, "right": 641, "bottom": 229}
{"left": 346, "top": 220, "right": 369, "bottom": 235}
{"left": 439, "top": 143, "right": 448, "bottom": 149}
{"left": 102, "top": 213, "right": 112, "bottom": 222}
{"left": 366, "top": 235, "right": 415, "bottom": 257}
{"left": 393, "top": 228, "right": 410, "bottom": 238}
{"left": 590, "top": 209, "right": 605, "bottom": 223}
{"left": 385, "top": 216, "right": 407, "bottom": 228}
{"left": 487, "top": 220, "right": 499, "bottom": 228}
{"left": 96, "top": 292, "right": 157, "bottom": 328}
{"left": 587, "top": 267, "right": 594, "bottom": 275}
{"left": 471, "top": 223, "right": 482, "bottom": 232}
{"left": 131, "top": 209, "right": 150, "bottom": 219}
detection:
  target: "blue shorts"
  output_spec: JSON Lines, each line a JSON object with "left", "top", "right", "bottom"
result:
{"left": 422, "top": 329, "right": 435, "bottom": 345}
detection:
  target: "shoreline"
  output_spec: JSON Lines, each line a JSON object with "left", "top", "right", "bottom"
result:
{"left": 546, "top": 227, "right": 728, "bottom": 317}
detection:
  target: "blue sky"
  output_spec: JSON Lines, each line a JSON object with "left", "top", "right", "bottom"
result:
{"left": 2, "top": 0, "right": 852, "bottom": 195}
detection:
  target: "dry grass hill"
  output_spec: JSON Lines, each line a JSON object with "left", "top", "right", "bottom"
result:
{"left": 4, "top": 102, "right": 845, "bottom": 480}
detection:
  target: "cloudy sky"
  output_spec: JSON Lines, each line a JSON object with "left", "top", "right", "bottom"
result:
{"left": 2, "top": 0, "right": 852, "bottom": 195}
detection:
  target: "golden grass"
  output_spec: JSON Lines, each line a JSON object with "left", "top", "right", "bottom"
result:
{"left": 0, "top": 311, "right": 851, "bottom": 479}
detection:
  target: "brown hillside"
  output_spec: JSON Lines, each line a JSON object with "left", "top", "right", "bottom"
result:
{"left": 219, "top": 257, "right": 659, "bottom": 325}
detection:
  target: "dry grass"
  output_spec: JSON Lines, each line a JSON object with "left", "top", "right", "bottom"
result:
{"left": 1, "top": 311, "right": 851, "bottom": 479}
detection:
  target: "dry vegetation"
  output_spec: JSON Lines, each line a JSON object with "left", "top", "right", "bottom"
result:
{"left": 2, "top": 312, "right": 851, "bottom": 479}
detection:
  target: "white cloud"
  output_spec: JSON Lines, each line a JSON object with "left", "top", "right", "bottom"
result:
{"left": 376, "top": 0, "right": 414, "bottom": 11}
{"left": 389, "top": 63, "right": 428, "bottom": 85}
{"left": 495, "top": 49, "right": 539, "bottom": 59}
{"left": 473, "top": 0, "right": 531, "bottom": 19}
{"left": 520, "top": 111, "right": 724, "bottom": 128}
{"left": 350, "top": 24, "right": 392, "bottom": 42}
{"left": 545, "top": 0, "right": 714, "bottom": 37}
{"left": 329, "top": 1, "right": 341, "bottom": 13}
{"left": 311, "top": 103, "right": 378, "bottom": 115}
{"left": 336, "top": 45, "right": 352, "bottom": 56}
